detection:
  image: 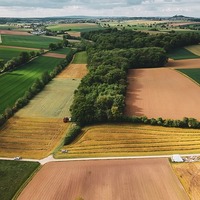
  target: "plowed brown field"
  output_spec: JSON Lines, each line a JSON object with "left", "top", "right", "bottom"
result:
{"left": 125, "top": 67, "right": 200, "bottom": 120}
{"left": 57, "top": 64, "right": 88, "bottom": 79}
{"left": 0, "top": 30, "right": 31, "bottom": 35}
{"left": 42, "top": 52, "right": 66, "bottom": 58}
{"left": 18, "top": 158, "right": 189, "bottom": 200}
{"left": 167, "top": 58, "right": 200, "bottom": 69}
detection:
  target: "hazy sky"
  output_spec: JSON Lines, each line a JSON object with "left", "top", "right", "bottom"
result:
{"left": 0, "top": 0, "right": 199, "bottom": 18}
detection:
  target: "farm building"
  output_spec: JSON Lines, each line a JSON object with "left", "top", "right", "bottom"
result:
{"left": 171, "top": 154, "right": 183, "bottom": 162}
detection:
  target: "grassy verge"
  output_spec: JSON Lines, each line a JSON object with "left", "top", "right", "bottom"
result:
{"left": 72, "top": 51, "right": 87, "bottom": 64}
{"left": 0, "top": 160, "right": 40, "bottom": 200}
{"left": 167, "top": 47, "right": 200, "bottom": 60}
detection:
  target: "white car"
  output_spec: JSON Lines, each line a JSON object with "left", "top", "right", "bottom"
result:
{"left": 14, "top": 156, "right": 22, "bottom": 161}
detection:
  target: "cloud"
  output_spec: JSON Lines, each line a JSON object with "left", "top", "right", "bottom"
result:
{"left": 0, "top": 0, "right": 199, "bottom": 17}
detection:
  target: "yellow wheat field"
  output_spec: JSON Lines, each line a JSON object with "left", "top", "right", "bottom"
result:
{"left": 56, "top": 124, "right": 200, "bottom": 158}
{"left": 0, "top": 117, "right": 70, "bottom": 159}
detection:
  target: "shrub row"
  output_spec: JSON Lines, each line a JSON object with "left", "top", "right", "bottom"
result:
{"left": 121, "top": 115, "right": 200, "bottom": 129}
{"left": 1, "top": 50, "right": 44, "bottom": 73}
{"left": 64, "top": 125, "right": 82, "bottom": 145}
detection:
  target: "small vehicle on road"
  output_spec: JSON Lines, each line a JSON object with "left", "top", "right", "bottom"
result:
{"left": 14, "top": 156, "right": 22, "bottom": 161}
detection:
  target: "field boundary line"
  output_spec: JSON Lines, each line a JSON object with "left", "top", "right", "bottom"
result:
{"left": 12, "top": 164, "right": 41, "bottom": 200}
{"left": 172, "top": 68, "right": 200, "bottom": 87}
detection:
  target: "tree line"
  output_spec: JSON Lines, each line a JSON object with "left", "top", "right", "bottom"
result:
{"left": 81, "top": 28, "right": 200, "bottom": 52}
{"left": 0, "top": 50, "right": 44, "bottom": 73}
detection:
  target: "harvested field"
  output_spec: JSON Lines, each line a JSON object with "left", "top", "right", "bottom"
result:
{"left": 66, "top": 31, "right": 81, "bottom": 37}
{"left": 42, "top": 52, "right": 66, "bottom": 59}
{"left": 0, "top": 30, "right": 31, "bottom": 35}
{"left": 167, "top": 58, "right": 200, "bottom": 69}
{"left": 172, "top": 162, "right": 200, "bottom": 200}
{"left": 185, "top": 45, "right": 200, "bottom": 56}
{"left": 57, "top": 64, "right": 88, "bottom": 79}
{"left": 16, "top": 78, "right": 80, "bottom": 118}
{"left": 0, "top": 117, "right": 69, "bottom": 159}
{"left": 56, "top": 124, "right": 200, "bottom": 158}
{"left": 18, "top": 158, "right": 189, "bottom": 200}
{"left": 125, "top": 68, "right": 200, "bottom": 120}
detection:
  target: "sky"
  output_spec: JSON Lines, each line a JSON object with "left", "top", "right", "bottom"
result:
{"left": 0, "top": 0, "right": 199, "bottom": 18}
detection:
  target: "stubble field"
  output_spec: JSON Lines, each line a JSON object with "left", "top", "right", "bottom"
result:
{"left": 18, "top": 158, "right": 189, "bottom": 200}
{"left": 56, "top": 124, "right": 200, "bottom": 159}
{"left": 173, "top": 162, "right": 200, "bottom": 200}
{"left": 0, "top": 117, "right": 69, "bottom": 159}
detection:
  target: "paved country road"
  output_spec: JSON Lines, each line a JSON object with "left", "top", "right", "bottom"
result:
{"left": 0, "top": 153, "right": 200, "bottom": 165}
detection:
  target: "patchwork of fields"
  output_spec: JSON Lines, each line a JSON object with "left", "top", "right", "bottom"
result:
{"left": 18, "top": 158, "right": 189, "bottom": 200}
{"left": 1, "top": 26, "right": 200, "bottom": 200}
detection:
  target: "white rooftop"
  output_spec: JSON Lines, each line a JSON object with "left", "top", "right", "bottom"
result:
{"left": 171, "top": 154, "right": 183, "bottom": 162}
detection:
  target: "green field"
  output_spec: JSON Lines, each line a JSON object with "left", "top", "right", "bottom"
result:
{"left": 167, "top": 48, "right": 200, "bottom": 60}
{"left": 0, "top": 160, "right": 39, "bottom": 200}
{"left": 1, "top": 35, "right": 61, "bottom": 49}
{"left": 72, "top": 51, "right": 87, "bottom": 64}
{"left": 0, "top": 56, "right": 63, "bottom": 114}
{"left": 177, "top": 68, "right": 200, "bottom": 84}
{"left": 47, "top": 23, "right": 104, "bottom": 32}
{"left": 56, "top": 124, "right": 200, "bottom": 158}
{"left": 0, "top": 47, "right": 38, "bottom": 62}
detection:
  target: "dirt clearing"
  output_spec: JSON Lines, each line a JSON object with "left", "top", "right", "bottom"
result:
{"left": 57, "top": 64, "right": 88, "bottom": 79}
{"left": 125, "top": 68, "right": 200, "bottom": 120}
{"left": 66, "top": 31, "right": 81, "bottom": 37}
{"left": 18, "top": 158, "right": 189, "bottom": 200}
{"left": 0, "top": 30, "right": 31, "bottom": 35}
{"left": 42, "top": 52, "right": 66, "bottom": 59}
{"left": 167, "top": 58, "right": 200, "bottom": 69}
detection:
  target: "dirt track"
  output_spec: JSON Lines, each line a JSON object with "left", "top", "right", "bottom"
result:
{"left": 42, "top": 52, "right": 66, "bottom": 58}
{"left": 18, "top": 158, "right": 189, "bottom": 200}
{"left": 125, "top": 67, "right": 200, "bottom": 120}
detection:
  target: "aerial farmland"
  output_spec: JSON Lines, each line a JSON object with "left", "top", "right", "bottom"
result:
{"left": 1, "top": 14, "right": 200, "bottom": 200}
